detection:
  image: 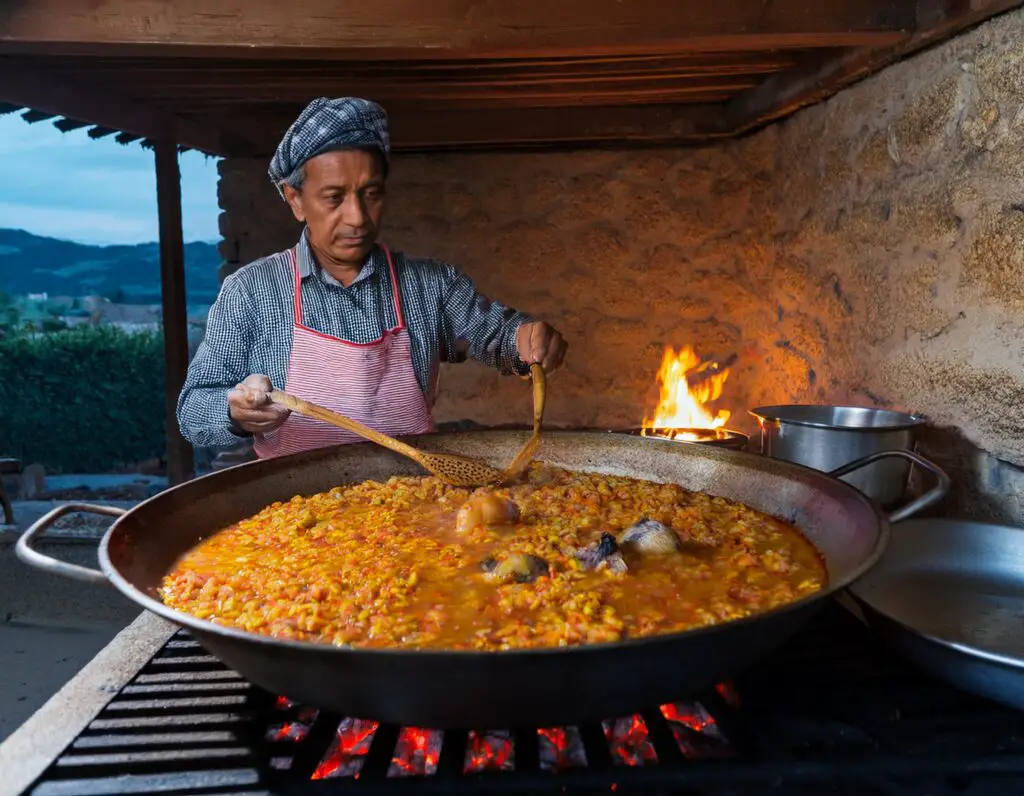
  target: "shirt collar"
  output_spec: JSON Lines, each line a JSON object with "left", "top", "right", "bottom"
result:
{"left": 296, "top": 227, "right": 381, "bottom": 288}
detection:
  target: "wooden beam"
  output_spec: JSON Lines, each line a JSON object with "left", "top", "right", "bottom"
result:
{"left": 78, "top": 71, "right": 781, "bottom": 96}
{"left": 19, "top": 50, "right": 806, "bottom": 78}
{"left": 31, "top": 52, "right": 793, "bottom": 108}
{"left": 156, "top": 81, "right": 757, "bottom": 111}
{"left": 154, "top": 133, "right": 195, "bottom": 487}
{"left": 0, "top": 0, "right": 917, "bottom": 60}
{"left": 727, "top": 0, "right": 1024, "bottom": 134}
{"left": 0, "top": 59, "right": 242, "bottom": 156}
{"left": 191, "top": 104, "right": 733, "bottom": 155}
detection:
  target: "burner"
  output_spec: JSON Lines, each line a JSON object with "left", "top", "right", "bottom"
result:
{"left": 622, "top": 426, "right": 750, "bottom": 450}
{"left": 17, "top": 603, "right": 1024, "bottom": 795}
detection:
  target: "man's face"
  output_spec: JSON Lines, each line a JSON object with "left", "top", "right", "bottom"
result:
{"left": 283, "top": 149, "right": 386, "bottom": 266}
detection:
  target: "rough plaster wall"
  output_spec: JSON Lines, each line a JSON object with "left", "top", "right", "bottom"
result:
{"left": 217, "top": 10, "right": 1024, "bottom": 522}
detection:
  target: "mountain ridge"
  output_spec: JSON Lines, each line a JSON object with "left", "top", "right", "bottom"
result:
{"left": 0, "top": 228, "right": 223, "bottom": 306}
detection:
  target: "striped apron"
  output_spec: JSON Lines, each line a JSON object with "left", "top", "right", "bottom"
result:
{"left": 252, "top": 244, "right": 433, "bottom": 459}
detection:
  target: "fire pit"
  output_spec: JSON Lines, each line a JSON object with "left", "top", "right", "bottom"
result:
{"left": 635, "top": 345, "right": 749, "bottom": 450}
{"left": 8, "top": 600, "right": 1024, "bottom": 795}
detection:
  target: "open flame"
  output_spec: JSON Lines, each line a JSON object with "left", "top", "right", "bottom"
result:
{"left": 641, "top": 345, "right": 731, "bottom": 441}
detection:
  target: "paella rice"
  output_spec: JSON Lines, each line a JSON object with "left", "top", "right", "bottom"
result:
{"left": 160, "top": 464, "right": 826, "bottom": 650}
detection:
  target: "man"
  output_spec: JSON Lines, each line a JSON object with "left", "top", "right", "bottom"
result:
{"left": 177, "top": 97, "right": 566, "bottom": 458}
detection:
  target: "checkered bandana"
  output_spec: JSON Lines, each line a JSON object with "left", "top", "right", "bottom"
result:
{"left": 268, "top": 97, "right": 390, "bottom": 199}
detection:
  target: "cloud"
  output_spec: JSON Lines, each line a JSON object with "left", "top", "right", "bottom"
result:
{"left": 0, "top": 201, "right": 159, "bottom": 245}
{"left": 0, "top": 114, "right": 221, "bottom": 245}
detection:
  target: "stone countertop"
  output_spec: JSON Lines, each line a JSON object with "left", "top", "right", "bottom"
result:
{"left": 0, "top": 611, "right": 177, "bottom": 796}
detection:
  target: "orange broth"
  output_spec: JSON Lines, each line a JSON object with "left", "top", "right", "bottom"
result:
{"left": 160, "top": 464, "right": 826, "bottom": 650}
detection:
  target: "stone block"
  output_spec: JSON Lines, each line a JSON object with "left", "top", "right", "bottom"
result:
{"left": 880, "top": 352, "right": 1024, "bottom": 468}
{"left": 892, "top": 72, "right": 967, "bottom": 163}
{"left": 895, "top": 259, "right": 957, "bottom": 339}
{"left": 961, "top": 205, "right": 1024, "bottom": 310}
{"left": 855, "top": 130, "right": 897, "bottom": 180}
{"left": 548, "top": 173, "right": 616, "bottom": 226}
{"left": 975, "top": 44, "right": 1024, "bottom": 109}
{"left": 890, "top": 177, "right": 962, "bottom": 248}
{"left": 479, "top": 179, "right": 521, "bottom": 218}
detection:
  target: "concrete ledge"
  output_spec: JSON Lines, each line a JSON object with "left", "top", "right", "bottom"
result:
{"left": 0, "top": 612, "right": 176, "bottom": 796}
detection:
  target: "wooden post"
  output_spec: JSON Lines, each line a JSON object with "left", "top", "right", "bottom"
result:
{"left": 154, "top": 132, "right": 195, "bottom": 485}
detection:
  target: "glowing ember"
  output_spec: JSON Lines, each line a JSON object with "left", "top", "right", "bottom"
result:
{"left": 716, "top": 681, "right": 741, "bottom": 708}
{"left": 267, "top": 720, "right": 312, "bottom": 743}
{"left": 602, "top": 715, "right": 657, "bottom": 766}
{"left": 312, "top": 718, "right": 379, "bottom": 780}
{"left": 389, "top": 728, "right": 443, "bottom": 777}
{"left": 275, "top": 687, "right": 741, "bottom": 780}
{"left": 661, "top": 702, "right": 733, "bottom": 759}
{"left": 642, "top": 345, "right": 731, "bottom": 440}
{"left": 538, "top": 726, "right": 588, "bottom": 771}
{"left": 660, "top": 702, "right": 714, "bottom": 733}
{"left": 464, "top": 730, "right": 514, "bottom": 772}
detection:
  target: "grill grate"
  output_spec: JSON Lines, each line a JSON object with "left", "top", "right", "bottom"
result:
{"left": 23, "top": 602, "right": 1024, "bottom": 796}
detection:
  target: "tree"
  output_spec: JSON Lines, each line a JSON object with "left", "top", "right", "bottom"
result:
{"left": 107, "top": 287, "right": 126, "bottom": 304}
{"left": 0, "top": 291, "right": 20, "bottom": 334}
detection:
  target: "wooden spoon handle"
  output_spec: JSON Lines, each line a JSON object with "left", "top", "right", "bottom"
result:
{"left": 530, "top": 363, "right": 546, "bottom": 434}
{"left": 269, "top": 389, "right": 421, "bottom": 460}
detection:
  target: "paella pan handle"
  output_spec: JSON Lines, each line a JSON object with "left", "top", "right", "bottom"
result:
{"left": 828, "top": 450, "right": 950, "bottom": 524}
{"left": 14, "top": 502, "right": 126, "bottom": 585}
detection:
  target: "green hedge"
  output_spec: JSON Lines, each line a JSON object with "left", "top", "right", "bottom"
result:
{"left": 0, "top": 326, "right": 166, "bottom": 473}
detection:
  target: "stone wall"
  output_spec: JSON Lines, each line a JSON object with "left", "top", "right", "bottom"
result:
{"left": 217, "top": 9, "right": 1024, "bottom": 523}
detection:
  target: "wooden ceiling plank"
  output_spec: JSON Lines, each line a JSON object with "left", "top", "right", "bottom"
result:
{"left": 184, "top": 103, "right": 733, "bottom": 155}
{"left": 103, "top": 66, "right": 790, "bottom": 94}
{"left": 727, "top": 0, "right": 1024, "bottom": 134}
{"left": 0, "top": 60, "right": 244, "bottom": 155}
{"left": 0, "top": 49, "right": 824, "bottom": 78}
{"left": 52, "top": 117, "right": 89, "bottom": 132}
{"left": 24, "top": 51, "right": 806, "bottom": 78}
{"left": 0, "top": 0, "right": 917, "bottom": 59}
{"left": 127, "top": 75, "right": 764, "bottom": 103}
{"left": 0, "top": 34, "right": 909, "bottom": 60}
{"left": 167, "top": 95, "right": 741, "bottom": 113}
{"left": 163, "top": 91, "right": 750, "bottom": 112}
{"left": 20, "top": 109, "right": 56, "bottom": 123}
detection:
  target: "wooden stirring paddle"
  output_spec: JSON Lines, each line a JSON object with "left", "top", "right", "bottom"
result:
{"left": 268, "top": 389, "right": 504, "bottom": 488}
{"left": 501, "top": 363, "right": 547, "bottom": 483}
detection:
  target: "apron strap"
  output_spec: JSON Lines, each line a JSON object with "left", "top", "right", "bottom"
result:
{"left": 289, "top": 246, "right": 302, "bottom": 322}
{"left": 291, "top": 243, "right": 405, "bottom": 333}
{"left": 379, "top": 243, "right": 406, "bottom": 331}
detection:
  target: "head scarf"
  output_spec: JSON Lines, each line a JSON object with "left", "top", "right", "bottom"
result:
{"left": 268, "top": 97, "right": 390, "bottom": 199}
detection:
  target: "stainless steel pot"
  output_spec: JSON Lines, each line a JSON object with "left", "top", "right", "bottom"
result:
{"left": 749, "top": 405, "right": 944, "bottom": 518}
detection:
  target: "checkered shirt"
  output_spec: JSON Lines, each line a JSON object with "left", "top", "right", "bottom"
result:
{"left": 177, "top": 231, "right": 533, "bottom": 449}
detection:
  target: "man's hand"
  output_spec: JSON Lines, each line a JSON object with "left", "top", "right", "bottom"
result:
{"left": 227, "top": 374, "right": 290, "bottom": 433}
{"left": 516, "top": 321, "right": 567, "bottom": 373}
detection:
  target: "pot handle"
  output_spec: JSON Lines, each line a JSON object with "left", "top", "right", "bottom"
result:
{"left": 14, "top": 502, "right": 127, "bottom": 585}
{"left": 828, "top": 450, "right": 950, "bottom": 524}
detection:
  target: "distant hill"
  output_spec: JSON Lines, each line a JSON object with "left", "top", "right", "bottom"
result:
{"left": 0, "top": 228, "right": 223, "bottom": 308}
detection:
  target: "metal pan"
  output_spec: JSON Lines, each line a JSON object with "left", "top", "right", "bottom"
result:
{"left": 15, "top": 431, "right": 946, "bottom": 727}
{"left": 847, "top": 518, "right": 1024, "bottom": 710}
